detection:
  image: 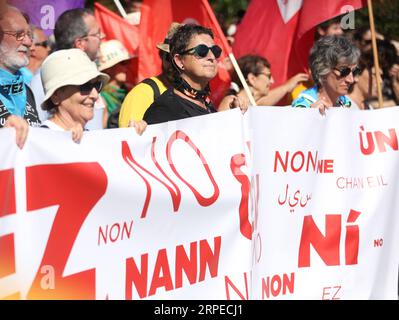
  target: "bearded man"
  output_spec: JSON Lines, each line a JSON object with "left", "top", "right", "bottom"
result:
{"left": 0, "top": 6, "right": 41, "bottom": 148}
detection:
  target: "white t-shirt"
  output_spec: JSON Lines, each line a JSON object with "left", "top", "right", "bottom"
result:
{"left": 41, "top": 119, "right": 65, "bottom": 131}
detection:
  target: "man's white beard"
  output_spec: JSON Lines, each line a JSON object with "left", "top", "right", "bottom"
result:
{"left": 0, "top": 43, "right": 29, "bottom": 72}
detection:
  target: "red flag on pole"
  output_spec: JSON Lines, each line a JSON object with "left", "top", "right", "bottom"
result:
{"left": 233, "top": 0, "right": 366, "bottom": 89}
{"left": 94, "top": 2, "right": 139, "bottom": 57}
{"left": 94, "top": 2, "right": 140, "bottom": 84}
{"left": 138, "top": 0, "right": 231, "bottom": 106}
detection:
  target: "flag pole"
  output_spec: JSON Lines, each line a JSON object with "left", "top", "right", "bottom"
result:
{"left": 367, "top": 0, "right": 383, "bottom": 108}
{"left": 113, "top": 0, "right": 128, "bottom": 18}
{"left": 229, "top": 53, "right": 257, "bottom": 106}
{"left": 200, "top": 0, "right": 257, "bottom": 106}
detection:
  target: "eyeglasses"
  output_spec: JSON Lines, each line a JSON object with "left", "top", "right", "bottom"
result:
{"left": 334, "top": 66, "right": 361, "bottom": 78}
{"left": 33, "top": 40, "right": 48, "bottom": 48}
{"left": 82, "top": 31, "right": 105, "bottom": 40}
{"left": 79, "top": 80, "right": 103, "bottom": 95}
{"left": 2, "top": 30, "right": 33, "bottom": 41}
{"left": 257, "top": 72, "right": 272, "bottom": 80}
{"left": 179, "top": 44, "right": 222, "bottom": 59}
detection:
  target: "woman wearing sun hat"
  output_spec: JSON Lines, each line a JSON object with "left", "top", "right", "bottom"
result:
{"left": 40, "top": 48, "right": 109, "bottom": 141}
{"left": 40, "top": 48, "right": 146, "bottom": 141}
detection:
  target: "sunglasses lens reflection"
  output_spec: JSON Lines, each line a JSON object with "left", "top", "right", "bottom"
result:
{"left": 80, "top": 81, "right": 102, "bottom": 94}
{"left": 337, "top": 67, "right": 361, "bottom": 77}
{"left": 211, "top": 45, "right": 222, "bottom": 58}
{"left": 352, "top": 67, "right": 361, "bottom": 77}
{"left": 194, "top": 44, "right": 222, "bottom": 58}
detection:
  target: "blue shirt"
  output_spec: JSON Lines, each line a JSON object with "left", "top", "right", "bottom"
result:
{"left": 292, "top": 86, "right": 352, "bottom": 108}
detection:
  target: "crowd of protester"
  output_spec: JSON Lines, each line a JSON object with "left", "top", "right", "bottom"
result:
{"left": 0, "top": 1, "right": 398, "bottom": 298}
{"left": 1, "top": 3, "right": 399, "bottom": 148}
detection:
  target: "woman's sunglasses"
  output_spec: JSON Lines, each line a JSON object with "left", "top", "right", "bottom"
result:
{"left": 334, "top": 66, "right": 362, "bottom": 78}
{"left": 79, "top": 80, "right": 103, "bottom": 95}
{"left": 179, "top": 44, "right": 222, "bottom": 59}
{"left": 34, "top": 40, "right": 48, "bottom": 48}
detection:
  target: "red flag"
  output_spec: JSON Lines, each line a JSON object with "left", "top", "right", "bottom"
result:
{"left": 233, "top": 0, "right": 366, "bottom": 89}
{"left": 94, "top": 2, "right": 139, "bottom": 57}
{"left": 94, "top": 2, "right": 140, "bottom": 84}
{"left": 138, "top": 0, "right": 231, "bottom": 106}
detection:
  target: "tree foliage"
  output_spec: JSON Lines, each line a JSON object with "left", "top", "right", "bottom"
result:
{"left": 209, "top": 0, "right": 249, "bottom": 27}
{"left": 355, "top": 0, "right": 399, "bottom": 40}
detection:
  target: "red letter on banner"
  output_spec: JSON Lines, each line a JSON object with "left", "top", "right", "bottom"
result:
{"left": 0, "top": 169, "right": 16, "bottom": 279}
{"left": 298, "top": 215, "right": 341, "bottom": 267}
{"left": 26, "top": 163, "right": 107, "bottom": 299}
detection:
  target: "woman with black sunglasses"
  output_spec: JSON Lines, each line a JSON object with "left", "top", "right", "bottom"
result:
{"left": 292, "top": 36, "right": 361, "bottom": 114}
{"left": 40, "top": 49, "right": 147, "bottom": 141}
{"left": 40, "top": 49, "right": 109, "bottom": 141}
{"left": 143, "top": 24, "right": 246, "bottom": 125}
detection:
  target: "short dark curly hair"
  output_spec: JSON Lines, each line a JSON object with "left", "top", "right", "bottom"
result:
{"left": 169, "top": 24, "right": 214, "bottom": 80}
{"left": 169, "top": 24, "right": 214, "bottom": 58}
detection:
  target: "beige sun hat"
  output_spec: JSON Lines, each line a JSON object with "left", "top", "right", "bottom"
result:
{"left": 97, "top": 39, "right": 132, "bottom": 71}
{"left": 41, "top": 48, "right": 110, "bottom": 106}
{"left": 156, "top": 22, "right": 181, "bottom": 53}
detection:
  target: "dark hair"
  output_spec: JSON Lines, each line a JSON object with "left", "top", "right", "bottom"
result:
{"left": 357, "top": 50, "right": 374, "bottom": 72}
{"left": 377, "top": 39, "right": 398, "bottom": 72}
{"left": 169, "top": 24, "right": 214, "bottom": 57}
{"left": 314, "top": 16, "right": 343, "bottom": 40}
{"left": 353, "top": 26, "right": 371, "bottom": 43}
{"left": 232, "top": 55, "right": 271, "bottom": 89}
{"left": 158, "top": 50, "right": 174, "bottom": 86}
{"left": 317, "top": 16, "right": 342, "bottom": 32}
{"left": 41, "top": 99, "right": 57, "bottom": 115}
{"left": 54, "top": 8, "right": 93, "bottom": 50}
{"left": 358, "top": 39, "right": 398, "bottom": 72}
{"left": 169, "top": 24, "right": 214, "bottom": 79}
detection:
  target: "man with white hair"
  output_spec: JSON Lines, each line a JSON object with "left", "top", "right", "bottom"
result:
{"left": 0, "top": 6, "right": 40, "bottom": 148}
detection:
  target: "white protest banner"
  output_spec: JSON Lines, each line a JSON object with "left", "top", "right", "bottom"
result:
{"left": 1, "top": 107, "right": 399, "bottom": 300}
{"left": 249, "top": 107, "right": 399, "bottom": 299}
{"left": 0, "top": 109, "right": 252, "bottom": 300}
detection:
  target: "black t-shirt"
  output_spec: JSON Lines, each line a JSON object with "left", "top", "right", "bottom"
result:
{"left": 143, "top": 88, "right": 216, "bottom": 125}
{"left": 0, "top": 85, "right": 41, "bottom": 128}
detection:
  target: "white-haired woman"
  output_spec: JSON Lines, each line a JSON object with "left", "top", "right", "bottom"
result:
{"left": 292, "top": 36, "right": 361, "bottom": 114}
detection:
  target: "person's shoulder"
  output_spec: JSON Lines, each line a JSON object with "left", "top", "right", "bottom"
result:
{"left": 150, "top": 76, "right": 168, "bottom": 92}
{"left": 338, "top": 95, "right": 353, "bottom": 108}
{"left": 123, "top": 81, "right": 157, "bottom": 106}
{"left": 292, "top": 86, "right": 318, "bottom": 108}
{"left": 40, "top": 120, "right": 63, "bottom": 131}
{"left": 128, "top": 81, "right": 155, "bottom": 94}
{"left": 299, "top": 86, "right": 318, "bottom": 98}
{"left": 126, "top": 77, "right": 167, "bottom": 97}
{"left": 151, "top": 88, "right": 175, "bottom": 105}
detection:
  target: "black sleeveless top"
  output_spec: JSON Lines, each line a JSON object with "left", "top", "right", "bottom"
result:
{"left": 143, "top": 89, "right": 216, "bottom": 125}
